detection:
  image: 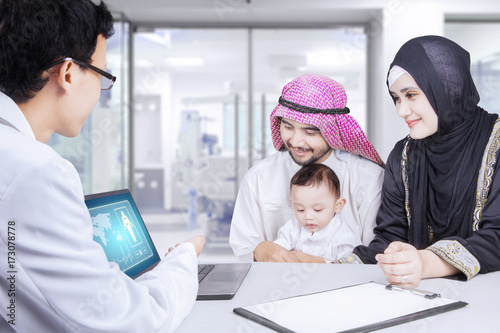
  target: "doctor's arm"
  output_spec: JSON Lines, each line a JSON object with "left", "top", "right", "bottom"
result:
{"left": 8, "top": 159, "right": 199, "bottom": 332}
{"left": 167, "top": 235, "right": 205, "bottom": 256}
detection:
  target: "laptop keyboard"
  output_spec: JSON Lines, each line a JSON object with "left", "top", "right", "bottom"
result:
{"left": 197, "top": 264, "right": 215, "bottom": 283}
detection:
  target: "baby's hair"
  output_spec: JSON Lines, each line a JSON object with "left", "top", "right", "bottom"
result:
{"left": 290, "top": 164, "right": 340, "bottom": 197}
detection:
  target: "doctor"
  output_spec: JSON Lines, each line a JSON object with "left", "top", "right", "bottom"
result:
{"left": 0, "top": 1, "right": 204, "bottom": 332}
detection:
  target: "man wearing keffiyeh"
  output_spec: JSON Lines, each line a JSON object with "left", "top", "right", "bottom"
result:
{"left": 229, "top": 74, "right": 385, "bottom": 262}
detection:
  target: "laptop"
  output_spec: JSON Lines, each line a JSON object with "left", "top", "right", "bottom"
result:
{"left": 84, "top": 189, "right": 251, "bottom": 300}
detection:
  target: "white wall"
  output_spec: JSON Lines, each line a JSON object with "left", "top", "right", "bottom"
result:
{"left": 368, "top": 1, "right": 445, "bottom": 160}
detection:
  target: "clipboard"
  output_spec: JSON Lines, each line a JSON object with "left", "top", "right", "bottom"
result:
{"left": 233, "top": 282, "right": 467, "bottom": 333}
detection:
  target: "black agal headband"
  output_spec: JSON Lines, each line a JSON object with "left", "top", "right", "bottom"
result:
{"left": 278, "top": 96, "right": 350, "bottom": 115}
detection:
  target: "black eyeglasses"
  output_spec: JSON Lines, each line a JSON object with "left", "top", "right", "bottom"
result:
{"left": 43, "top": 57, "right": 116, "bottom": 90}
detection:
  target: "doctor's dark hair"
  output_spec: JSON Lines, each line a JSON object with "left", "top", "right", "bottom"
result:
{"left": 290, "top": 164, "right": 341, "bottom": 198}
{"left": 0, "top": 0, "right": 114, "bottom": 103}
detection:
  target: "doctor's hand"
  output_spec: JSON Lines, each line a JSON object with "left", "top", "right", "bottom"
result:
{"left": 166, "top": 235, "right": 205, "bottom": 257}
{"left": 375, "top": 241, "right": 423, "bottom": 289}
{"left": 185, "top": 235, "right": 205, "bottom": 257}
{"left": 253, "top": 241, "right": 300, "bottom": 263}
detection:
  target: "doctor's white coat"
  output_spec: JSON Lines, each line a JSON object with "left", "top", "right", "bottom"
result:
{"left": 0, "top": 92, "right": 198, "bottom": 333}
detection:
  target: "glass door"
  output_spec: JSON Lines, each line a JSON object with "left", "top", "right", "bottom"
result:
{"left": 133, "top": 29, "right": 248, "bottom": 249}
{"left": 132, "top": 26, "right": 367, "bottom": 255}
{"left": 445, "top": 22, "right": 500, "bottom": 114}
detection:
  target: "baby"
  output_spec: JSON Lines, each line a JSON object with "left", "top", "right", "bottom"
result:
{"left": 273, "top": 163, "right": 362, "bottom": 263}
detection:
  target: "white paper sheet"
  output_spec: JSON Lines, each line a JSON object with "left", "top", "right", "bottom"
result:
{"left": 239, "top": 282, "right": 463, "bottom": 333}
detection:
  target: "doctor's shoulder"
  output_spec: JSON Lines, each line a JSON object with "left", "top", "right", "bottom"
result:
{"left": 5, "top": 134, "right": 79, "bottom": 185}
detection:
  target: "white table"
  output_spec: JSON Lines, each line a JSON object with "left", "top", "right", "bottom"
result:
{"left": 176, "top": 262, "right": 500, "bottom": 332}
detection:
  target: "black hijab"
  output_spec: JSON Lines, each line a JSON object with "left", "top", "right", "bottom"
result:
{"left": 388, "top": 35, "right": 498, "bottom": 249}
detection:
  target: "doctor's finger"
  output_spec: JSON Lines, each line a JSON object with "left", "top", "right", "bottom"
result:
{"left": 165, "top": 247, "right": 175, "bottom": 256}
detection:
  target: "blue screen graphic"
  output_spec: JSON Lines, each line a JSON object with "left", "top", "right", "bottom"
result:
{"left": 85, "top": 191, "right": 160, "bottom": 278}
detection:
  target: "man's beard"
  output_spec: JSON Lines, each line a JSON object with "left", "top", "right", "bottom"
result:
{"left": 286, "top": 142, "right": 331, "bottom": 166}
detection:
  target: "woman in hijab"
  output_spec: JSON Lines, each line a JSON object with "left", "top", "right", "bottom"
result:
{"left": 352, "top": 35, "right": 500, "bottom": 288}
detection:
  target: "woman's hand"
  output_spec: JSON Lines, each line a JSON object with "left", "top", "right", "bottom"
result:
{"left": 375, "top": 241, "right": 423, "bottom": 288}
{"left": 376, "top": 241, "right": 461, "bottom": 288}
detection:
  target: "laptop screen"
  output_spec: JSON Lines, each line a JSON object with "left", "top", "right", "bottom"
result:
{"left": 85, "top": 189, "right": 160, "bottom": 279}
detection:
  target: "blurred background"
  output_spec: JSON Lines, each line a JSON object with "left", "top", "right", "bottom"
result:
{"left": 51, "top": 0, "right": 500, "bottom": 261}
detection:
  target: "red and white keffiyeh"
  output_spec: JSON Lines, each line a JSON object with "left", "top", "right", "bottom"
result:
{"left": 270, "top": 74, "right": 384, "bottom": 168}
